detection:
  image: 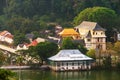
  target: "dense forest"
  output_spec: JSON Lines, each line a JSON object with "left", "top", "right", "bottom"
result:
{"left": 0, "top": 0, "right": 120, "bottom": 41}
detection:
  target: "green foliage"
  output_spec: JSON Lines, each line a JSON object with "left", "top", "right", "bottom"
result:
{"left": 103, "top": 56, "right": 112, "bottom": 69}
{"left": 13, "top": 31, "right": 30, "bottom": 46}
{"left": 86, "top": 49, "right": 96, "bottom": 58}
{"left": 0, "top": 0, "right": 120, "bottom": 44}
{"left": 113, "top": 41, "right": 120, "bottom": 54}
{"left": 61, "top": 37, "right": 75, "bottom": 49}
{"left": 6, "top": 16, "right": 39, "bottom": 34}
{"left": 106, "top": 42, "right": 114, "bottom": 50}
{"left": 0, "top": 51, "right": 5, "bottom": 66}
{"left": 0, "top": 69, "right": 15, "bottom": 80}
{"left": 35, "top": 42, "right": 58, "bottom": 62}
{"left": 61, "top": 37, "right": 88, "bottom": 54}
{"left": 78, "top": 44, "right": 88, "bottom": 54}
{"left": 73, "top": 7, "right": 117, "bottom": 29}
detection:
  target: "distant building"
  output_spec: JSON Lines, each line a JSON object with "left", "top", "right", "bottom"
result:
{"left": 0, "top": 30, "right": 13, "bottom": 44}
{"left": 27, "top": 37, "right": 46, "bottom": 47}
{"left": 117, "top": 33, "right": 120, "bottom": 41}
{"left": 48, "top": 49, "right": 93, "bottom": 71}
{"left": 58, "top": 28, "right": 80, "bottom": 39}
{"left": 75, "top": 21, "right": 106, "bottom": 51}
{"left": 16, "top": 44, "right": 28, "bottom": 50}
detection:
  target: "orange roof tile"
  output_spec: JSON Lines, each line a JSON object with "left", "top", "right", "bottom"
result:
{"left": 0, "top": 30, "right": 9, "bottom": 36}
{"left": 27, "top": 40, "right": 38, "bottom": 47}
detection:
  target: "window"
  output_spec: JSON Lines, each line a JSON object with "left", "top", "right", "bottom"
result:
{"left": 96, "top": 32, "right": 97, "bottom": 35}
{"left": 87, "top": 39, "right": 91, "bottom": 42}
{"left": 93, "top": 32, "right": 95, "bottom": 35}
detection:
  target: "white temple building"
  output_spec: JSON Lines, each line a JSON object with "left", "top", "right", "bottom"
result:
{"left": 75, "top": 21, "right": 106, "bottom": 51}
{"left": 48, "top": 49, "right": 94, "bottom": 71}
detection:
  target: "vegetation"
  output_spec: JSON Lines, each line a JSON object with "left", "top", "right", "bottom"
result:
{"left": 73, "top": 7, "right": 117, "bottom": 28}
{"left": 0, "top": 69, "right": 15, "bottom": 80}
{"left": 0, "top": 0, "right": 120, "bottom": 39}
{"left": 0, "top": 51, "right": 5, "bottom": 66}
{"left": 86, "top": 49, "right": 96, "bottom": 59}
{"left": 35, "top": 42, "right": 58, "bottom": 64}
{"left": 61, "top": 37, "right": 88, "bottom": 54}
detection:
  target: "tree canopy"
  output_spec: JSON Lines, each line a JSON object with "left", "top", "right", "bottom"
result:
{"left": 86, "top": 49, "right": 96, "bottom": 59}
{"left": 73, "top": 7, "right": 117, "bottom": 29}
{"left": 61, "top": 37, "right": 88, "bottom": 54}
{"left": 35, "top": 42, "right": 58, "bottom": 63}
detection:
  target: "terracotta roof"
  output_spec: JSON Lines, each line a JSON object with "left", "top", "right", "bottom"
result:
{"left": 5, "top": 34, "right": 13, "bottom": 39}
{"left": 0, "top": 30, "right": 13, "bottom": 39}
{"left": 59, "top": 28, "right": 79, "bottom": 35}
{"left": 0, "top": 30, "right": 9, "bottom": 36}
{"left": 75, "top": 21, "right": 105, "bottom": 31}
{"left": 27, "top": 40, "right": 38, "bottom": 47}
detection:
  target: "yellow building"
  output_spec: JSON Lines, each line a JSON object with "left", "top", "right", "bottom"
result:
{"left": 58, "top": 28, "right": 80, "bottom": 39}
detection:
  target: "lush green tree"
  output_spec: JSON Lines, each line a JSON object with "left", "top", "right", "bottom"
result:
{"left": 73, "top": 7, "right": 117, "bottom": 29}
{"left": 35, "top": 42, "right": 58, "bottom": 63}
{"left": 86, "top": 49, "right": 96, "bottom": 59}
{"left": 13, "top": 31, "right": 29, "bottom": 46}
{"left": 77, "top": 44, "right": 88, "bottom": 54}
{"left": 6, "top": 16, "right": 39, "bottom": 34}
{"left": 61, "top": 37, "right": 88, "bottom": 53}
{"left": 61, "top": 37, "right": 75, "bottom": 49}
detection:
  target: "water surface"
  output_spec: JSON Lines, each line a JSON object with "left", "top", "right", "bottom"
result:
{"left": 14, "top": 70, "right": 120, "bottom": 80}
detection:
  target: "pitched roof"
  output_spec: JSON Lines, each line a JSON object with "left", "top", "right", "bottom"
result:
{"left": 75, "top": 21, "right": 105, "bottom": 31}
{"left": 48, "top": 49, "right": 93, "bottom": 61}
{"left": 0, "top": 30, "right": 9, "bottom": 36}
{"left": 59, "top": 28, "right": 79, "bottom": 35}
{"left": 0, "top": 30, "right": 13, "bottom": 39}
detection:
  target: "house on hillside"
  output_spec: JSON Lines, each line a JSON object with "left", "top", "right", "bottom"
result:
{"left": 48, "top": 49, "right": 93, "bottom": 71}
{"left": 75, "top": 21, "right": 106, "bottom": 51}
{"left": 58, "top": 28, "right": 80, "bottom": 39}
{"left": 27, "top": 37, "right": 46, "bottom": 47}
{"left": 0, "top": 30, "right": 13, "bottom": 44}
{"left": 16, "top": 43, "right": 28, "bottom": 50}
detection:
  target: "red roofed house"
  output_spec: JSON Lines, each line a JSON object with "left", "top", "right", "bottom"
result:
{"left": 0, "top": 30, "right": 14, "bottom": 44}
{"left": 27, "top": 40, "right": 38, "bottom": 47}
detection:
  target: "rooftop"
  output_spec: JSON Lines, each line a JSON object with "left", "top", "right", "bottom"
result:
{"left": 75, "top": 21, "right": 105, "bottom": 31}
{"left": 48, "top": 49, "right": 93, "bottom": 61}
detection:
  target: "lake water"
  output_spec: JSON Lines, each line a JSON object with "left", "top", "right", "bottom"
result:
{"left": 14, "top": 70, "right": 120, "bottom": 80}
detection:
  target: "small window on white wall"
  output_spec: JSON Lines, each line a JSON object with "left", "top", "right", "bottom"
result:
{"left": 87, "top": 39, "right": 91, "bottom": 42}
{"left": 96, "top": 32, "right": 97, "bottom": 35}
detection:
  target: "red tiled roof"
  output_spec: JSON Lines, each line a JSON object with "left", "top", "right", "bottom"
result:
{"left": 27, "top": 40, "right": 38, "bottom": 47}
{"left": 0, "top": 30, "right": 9, "bottom": 36}
{"left": 5, "top": 34, "right": 13, "bottom": 39}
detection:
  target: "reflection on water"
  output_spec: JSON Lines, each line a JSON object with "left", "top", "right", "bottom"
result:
{"left": 14, "top": 70, "right": 120, "bottom": 80}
